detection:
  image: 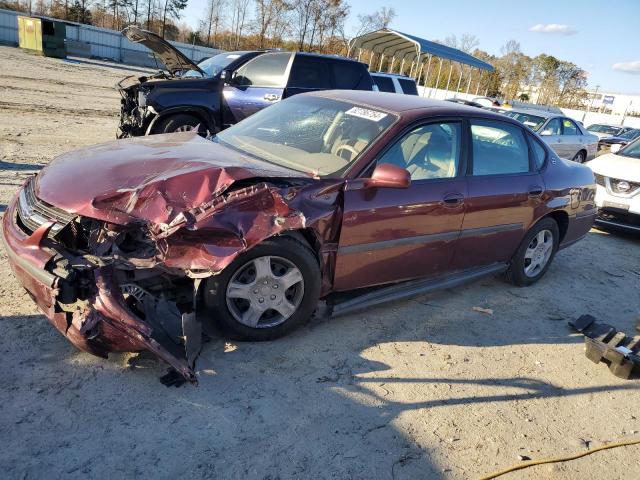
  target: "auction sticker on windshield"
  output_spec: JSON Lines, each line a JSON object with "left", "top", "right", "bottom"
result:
{"left": 345, "top": 107, "right": 388, "bottom": 122}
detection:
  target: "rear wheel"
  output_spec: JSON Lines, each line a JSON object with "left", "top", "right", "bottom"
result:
{"left": 203, "top": 236, "right": 321, "bottom": 341}
{"left": 572, "top": 150, "right": 586, "bottom": 163}
{"left": 506, "top": 218, "right": 559, "bottom": 286}
{"left": 154, "top": 114, "right": 207, "bottom": 136}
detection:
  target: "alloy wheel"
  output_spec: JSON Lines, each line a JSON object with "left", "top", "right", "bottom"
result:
{"left": 225, "top": 256, "right": 305, "bottom": 328}
{"left": 523, "top": 229, "right": 554, "bottom": 278}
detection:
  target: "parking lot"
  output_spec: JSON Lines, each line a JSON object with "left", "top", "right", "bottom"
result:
{"left": 0, "top": 45, "right": 639, "bottom": 479}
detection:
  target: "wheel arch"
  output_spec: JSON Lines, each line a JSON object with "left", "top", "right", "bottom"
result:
{"left": 541, "top": 210, "right": 569, "bottom": 243}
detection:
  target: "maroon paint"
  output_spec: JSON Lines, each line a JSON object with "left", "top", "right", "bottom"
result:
{"left": 1, "top": 91, "right": 597, "bottom": 380}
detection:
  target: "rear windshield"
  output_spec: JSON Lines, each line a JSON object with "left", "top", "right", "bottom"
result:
{"left": 504, "top": 111, "right": 546, "bottom": 131}
{"left": 619, "top": 129, "right": 640, "bottom": 140}
{"left": 619, "top": 138, "right": 640, "bottom": 159}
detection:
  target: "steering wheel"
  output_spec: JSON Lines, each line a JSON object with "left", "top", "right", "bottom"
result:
{"left": 335, "top": 144, "right": 359, "bottom": 160}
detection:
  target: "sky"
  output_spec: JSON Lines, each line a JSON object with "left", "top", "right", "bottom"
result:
{"left": 181, "top": 0, "right": 640, "bottom": 94}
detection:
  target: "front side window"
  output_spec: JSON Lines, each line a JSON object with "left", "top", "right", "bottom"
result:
{"left": 331, "top": 62, "right": 366, "bottom": 89}
{"left": 562, "top": 119, "right": 579, "bottom": 135}
{"left": 541, "top": 118, "right": 562, "bottom": 136}
{"left": 377, "top": 122, "right": 461, "bottom": 180}
{"left": 471, "top": 119, "right": 530, "bottom": 175}
{"left": 215, "top": 96, "right": 396, "bottom": 177}
{"left": 233, "top": 52, "right": 291, "bottom": 87}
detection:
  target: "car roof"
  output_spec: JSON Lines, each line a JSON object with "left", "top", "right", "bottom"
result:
{"left": 506, "top": 109, "right": 562, "bottom": 119}
{"left": 295, "top": 51, "right": 365, "bottom": 64}
{"left": 304, "top": 90, "right": 514, "bottom": 120}
{"left": 370, "top": 72, "right": 415, "bottom": 80}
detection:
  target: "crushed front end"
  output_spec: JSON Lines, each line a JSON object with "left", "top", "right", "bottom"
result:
{"left": 116, "top": 75, "right": 161, "bottom": 138}
{"left": 2, "top": 178, "right": 201, "bottom": 383}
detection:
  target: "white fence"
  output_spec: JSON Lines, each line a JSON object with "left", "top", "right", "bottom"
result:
{"left": 0, "top": 8, "right": 222, "bottom": 67}
{"left": 417, "top": 86, "right": 640, "bottom": 129}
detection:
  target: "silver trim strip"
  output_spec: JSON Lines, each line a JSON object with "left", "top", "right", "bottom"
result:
{"left": 0, "top": 228, "right": 57, "bottom": 288}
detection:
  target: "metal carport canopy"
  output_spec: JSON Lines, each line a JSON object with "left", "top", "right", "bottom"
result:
{"left": 349, "top": 29, "right": 494, "bottom": 72}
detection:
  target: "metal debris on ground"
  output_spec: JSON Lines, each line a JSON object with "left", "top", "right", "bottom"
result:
{"left": 569, "top": 315, "right": 640, "bottom": 379}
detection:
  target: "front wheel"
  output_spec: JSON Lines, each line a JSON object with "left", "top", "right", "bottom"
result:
{"left": 203, "top": 236, "right": 321, "bottom": 341}
{"left": 506, "top": 218, "right": 559, "bottom": 286}
{"left": 154, "top": 114, "right": 208, "bottom": 136}
{"left": 572, "top": 150, "right": 586, "bottom": 163}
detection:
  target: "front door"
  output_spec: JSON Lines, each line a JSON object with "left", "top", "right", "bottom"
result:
{"left": 451, "top": 118, "right": 545, "bottom": 270}
{"left": 222, "top": 52, "right": 292, "bottom": 127}
{"left": 334, "top": 120, "right": 467, "bottom": 291}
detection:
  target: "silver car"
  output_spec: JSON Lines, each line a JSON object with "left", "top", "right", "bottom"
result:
{"left": 503, "top": 110, "right": 598, "bottom": 163}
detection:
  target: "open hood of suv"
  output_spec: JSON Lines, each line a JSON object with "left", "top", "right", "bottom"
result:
{"left": 122, "top": 26, "right": 204, "bottom": 76}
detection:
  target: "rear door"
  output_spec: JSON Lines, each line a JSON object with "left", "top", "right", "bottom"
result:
{"left": 450, "top": 118, "right": 545, "bottom": 270}
{"left": 539, "top": 117, "right": 566, "bottom": 157}
{"left": 334, "top": 120, "right": 467, "bottom": 291}
{"left": 560, "top": 117, "right": 583, "bottom": 159}
{"left": 222, "top": 52, "right": 293, "bottom": 126}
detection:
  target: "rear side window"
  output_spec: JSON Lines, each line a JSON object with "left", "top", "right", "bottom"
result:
{"left": 471, "top": 119, "right": 530, "bottom": 175}
{"left": 234, "top": 52, "right": 291, "bottom": 87}
{"left": 289, "top": 57, "right": 331, "bottom": 89}
{"left": 331, "top": 61, "right": 367, "bottom": 89}
{"left": 398, "top": 79, "right": 418, "bottom": 95}
{"left": 373, "top": 76, "right": 395, "bottom": 93}
{"left": 529, "top": 135, "right": 547, "bottom": 170}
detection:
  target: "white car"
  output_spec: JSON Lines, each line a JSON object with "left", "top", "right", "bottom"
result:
{"left": 370, "top": 72, "right": 418, "bottom": 95}
{"left": 587, "top": 137, "right": 640, "bottom": 232}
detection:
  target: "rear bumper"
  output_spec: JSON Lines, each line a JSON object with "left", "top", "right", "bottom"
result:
{"left": 1, "top": 193, "right": 197, "bottom": 382}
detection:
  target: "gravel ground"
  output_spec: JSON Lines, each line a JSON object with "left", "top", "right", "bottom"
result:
{"left": 1, "top": 45, "right": 639, "bottom": 480}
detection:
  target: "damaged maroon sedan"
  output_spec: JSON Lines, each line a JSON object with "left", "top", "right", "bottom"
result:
{"left": 2, "top": 91, "right": 597, "bottom": 383}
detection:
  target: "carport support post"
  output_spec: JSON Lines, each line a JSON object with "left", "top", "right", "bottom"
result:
{"left": 455, "top": 64, "right": 463, "bottom": 97}
{"left": 475, "top": 71, "right": 483, "bottom": 95}
{"left": 357, "top": 48, "right": 362, "bottom": 61}
{"left": 421, "top": 54, "right": 433, "bottom": 97}
{"left": 416, "top": 59, "right": 425, "bottom": 84}
{"left": 445, "top": 62, "right": 454, "bottom": 97}
{"left": 466, "top": 66, "right": 473, "bottom": 95}
{"left": 378, "top": 53, "right": 385, "bottom": 71}
{"left": 399, "top": 58, "right": 406, "bottom": 75}
{"left": 430, "top": 58, "right": 444, "bottom": 98}
{"left": 389, "top": 56, "right": 396, "bottom": 73}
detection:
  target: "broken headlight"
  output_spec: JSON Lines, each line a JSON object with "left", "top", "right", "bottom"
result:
{"left": 137, "top": 87, "right": 150, "bottom": 108}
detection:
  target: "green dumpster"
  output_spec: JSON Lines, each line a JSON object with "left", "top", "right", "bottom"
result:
{"left": 18, "top": 16, "right": 66, "bottom": 59}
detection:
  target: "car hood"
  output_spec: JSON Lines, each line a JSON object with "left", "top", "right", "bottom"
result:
{"left": 35, "top": 132, "right": 303, "bottom": 226}
{"left": 600, "top": 136, "right": 631, "bottom": 144}
{"left": 586, "top": 152, "right": 640, "bottom": 182}
{"left": 122, "top": 26, "right": 204, "bottom": 76}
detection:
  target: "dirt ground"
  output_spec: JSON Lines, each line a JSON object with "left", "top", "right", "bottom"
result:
{"left": 1, "top": 45, "right": 639, "bottom": 479}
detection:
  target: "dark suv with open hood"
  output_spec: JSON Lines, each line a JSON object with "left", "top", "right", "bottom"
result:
{"left": 117, "top": 27, "right": 374, "bottom": 138}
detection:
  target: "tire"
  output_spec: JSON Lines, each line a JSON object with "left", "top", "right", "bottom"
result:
{"left": 572, "top": 150, "right": 586, "bottom": 163}
{"left": 506, "top": 217, "right": 559, "bottom": 287}
{"left": 203, "top": 236, "right": 321, "bottom": 341}
{"left": 154, "top": 114, "right": 207, "bottom": 136}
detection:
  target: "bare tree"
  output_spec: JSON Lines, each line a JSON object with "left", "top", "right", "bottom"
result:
{"left": 202, "top": 0, "right": 224, "bottom": 46}
{"left": 229, "top": 0, "right": 250, "bottom": 49}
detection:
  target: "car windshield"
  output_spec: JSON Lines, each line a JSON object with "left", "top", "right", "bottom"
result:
{"left": 619, "top": 137, "right": 640, "bottom": 159}
{"left": 182, "top": 52, "right": 250, "bottom": 78}
{"left": 214, "top": 96, "right": 397, "bottom": 177}
{"left": 619, "top": 129, "right": 640, "bottom": 140}
{"left": 504, "top": 111, "right": 546, "bottom": 131}
{"left": 588, "top": 124, "right": 619, "bottom": 135}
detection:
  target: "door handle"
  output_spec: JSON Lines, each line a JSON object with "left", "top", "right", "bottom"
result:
{"left": 263, "top": 93, "right": 280, "bottom": 102}
{"left": 442, "top": 193, "right": 464, "bottom": 207}
{"left": 528, "top": 186, "right": 543, "bottom": 197}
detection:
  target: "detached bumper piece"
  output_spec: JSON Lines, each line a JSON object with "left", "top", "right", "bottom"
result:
{"left": 570, "top": 315, "right": 640, "bottom": 379}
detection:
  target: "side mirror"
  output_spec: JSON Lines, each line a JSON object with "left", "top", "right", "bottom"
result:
{"left": 610, "top": 144, "right": 622, "bottom": 154}
{"left": 222, "top": 69, "right": 233, "bottom": 84}
{"left": 540, "top": 129, "right": 552, "bottom": 136}
{"left": 365, "top": 163, "right": 411, "bottom": 189}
